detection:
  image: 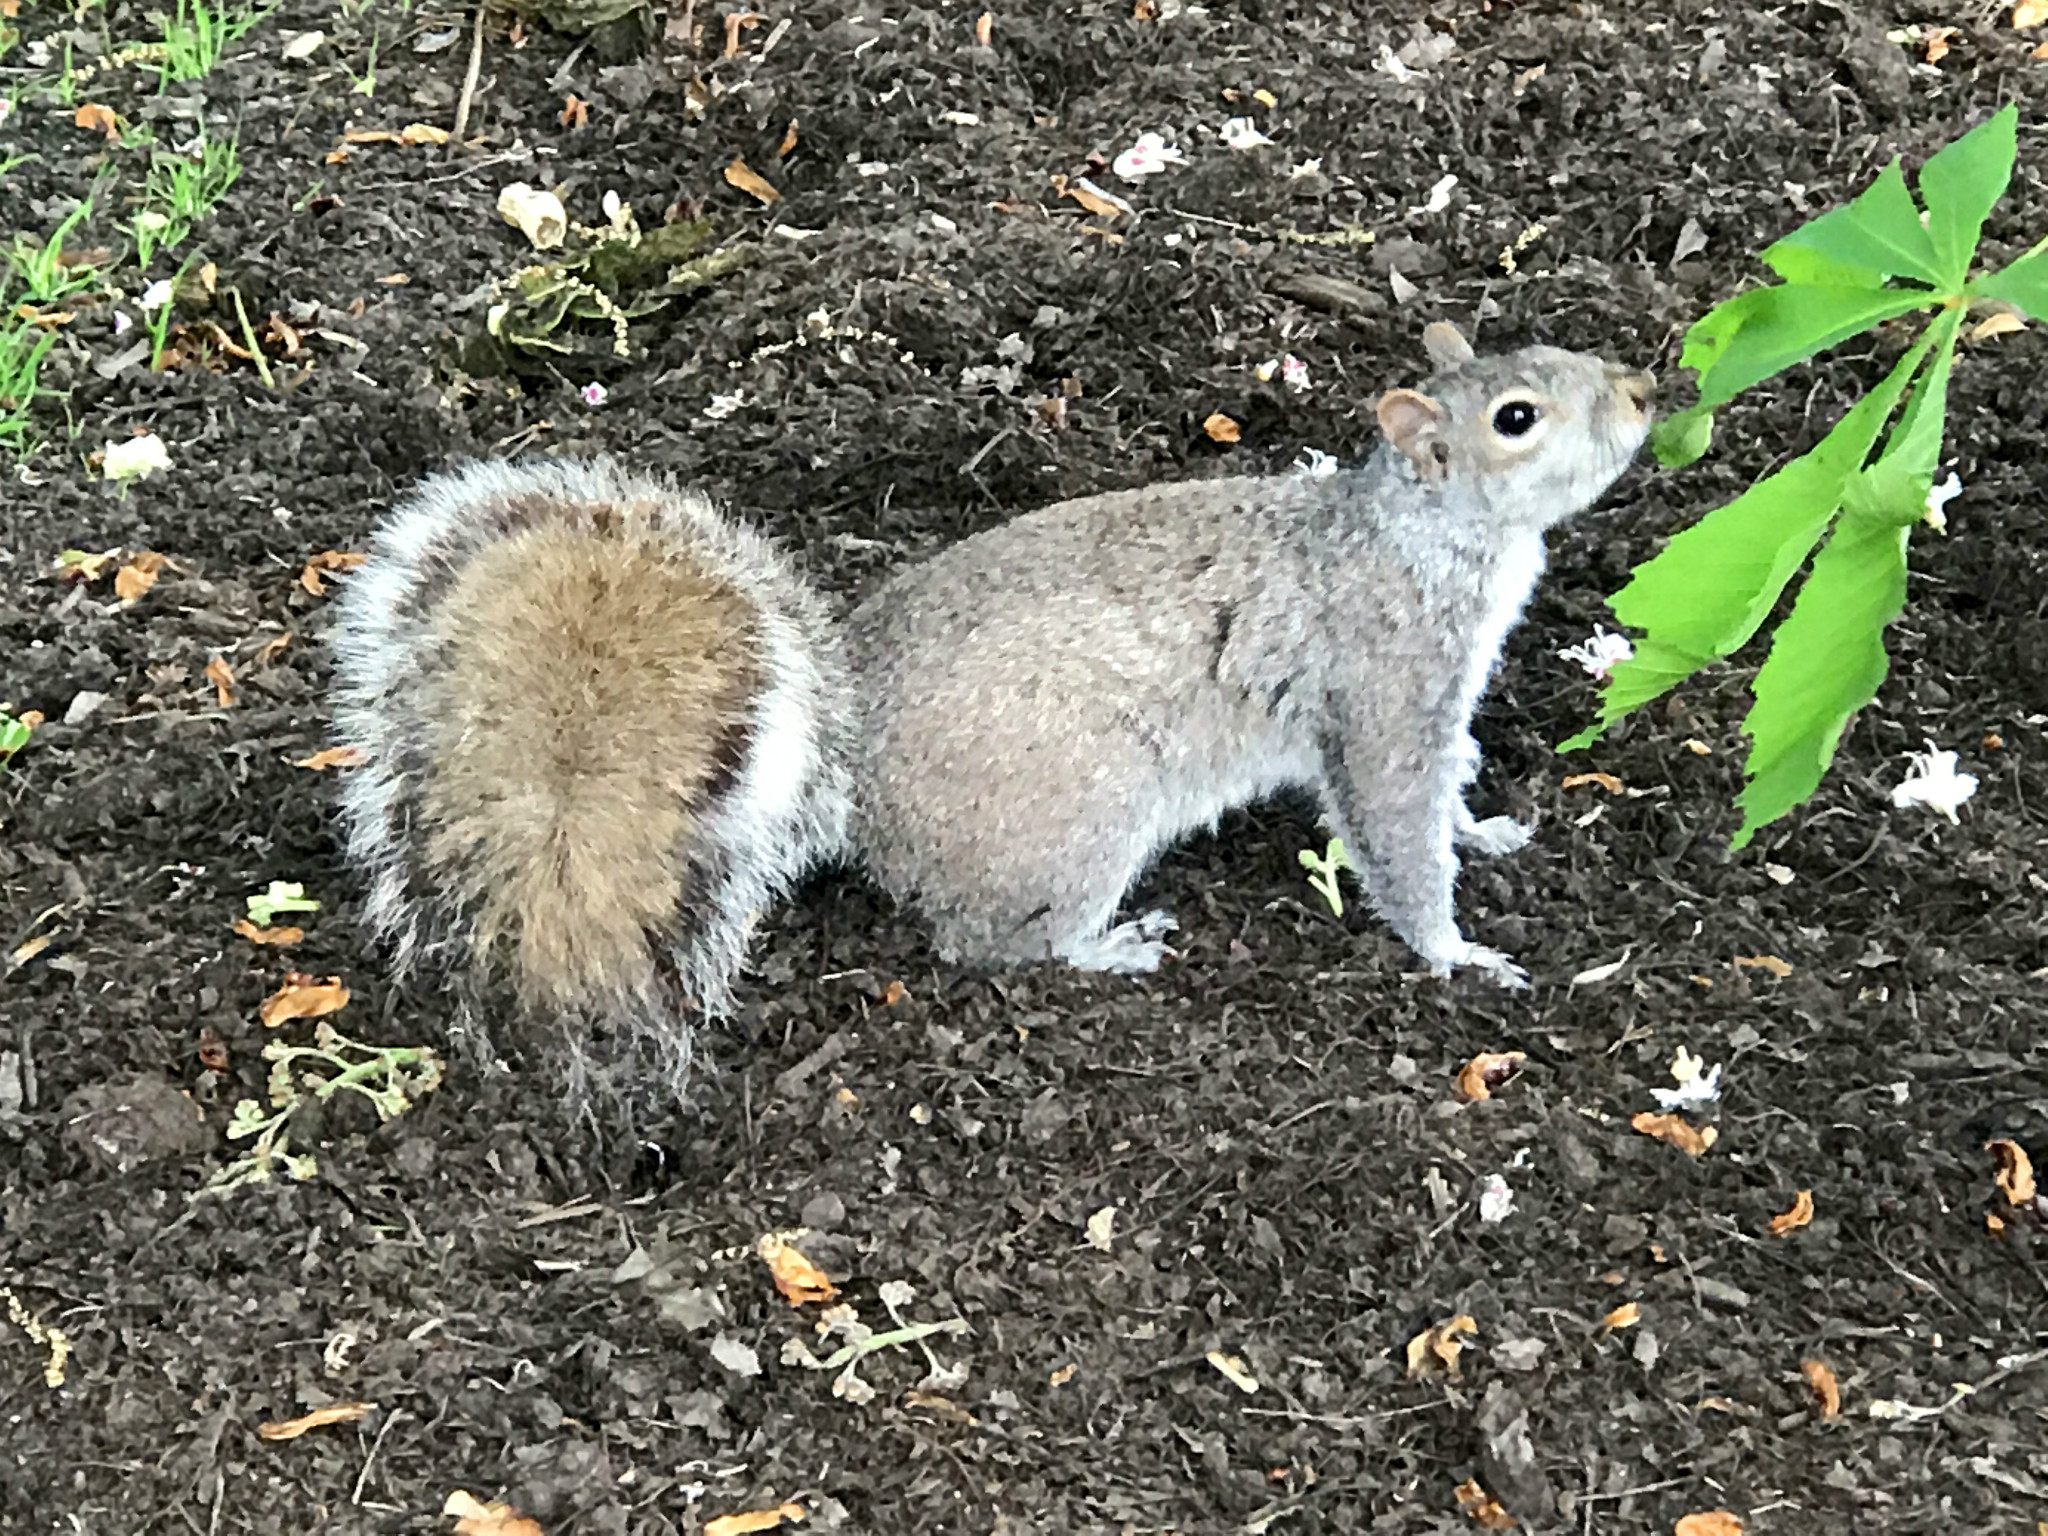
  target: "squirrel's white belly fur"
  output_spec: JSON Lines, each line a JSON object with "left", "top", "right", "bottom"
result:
{"left": 325, "top": 323, "right": 1651, "bottom": 1108}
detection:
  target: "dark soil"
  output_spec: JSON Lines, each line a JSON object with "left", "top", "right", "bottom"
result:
{"left": 5, "top": 2, "right": 2048, "bottom": 1531}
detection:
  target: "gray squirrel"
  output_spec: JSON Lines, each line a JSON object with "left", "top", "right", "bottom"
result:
{"left": 328, "top": 321, "right": 1652, "bottom": 1096}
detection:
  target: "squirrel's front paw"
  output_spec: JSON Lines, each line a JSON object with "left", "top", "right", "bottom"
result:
{"left": 1423, "top": 939, "right": 1530, "bottom": 990}
{"left": 1456, "top": 814, "right": 1534, "bottom": 857}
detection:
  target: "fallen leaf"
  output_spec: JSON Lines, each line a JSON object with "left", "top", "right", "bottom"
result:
{"left": 559, "top": 94, "right": 589, "bottom": 129}
{"left": 1454, "top": 1477, "right": 1517, "bottom": 1530}
{"left": 299, "top": 549, "right": 366, "bottom": 596}
{"left": 1983, "top": 731, "right": 2005, "bottom": 750}
{"left": 56, "top": 549, "right": 117, "bottom": 583}
{"left": 2035, "top": 38, "right": 2048, "bottom": 58}
{"left": 776, "top": 118, "right": 799, "bottom": 157}
{"left": 74, "top": 102, "right": 121, "bottom": 141}
{"left": 757, "top": 1232, "right": 837, "bottom": 1305}
{"left": 1133, "top": 0, "right": 1157, "bottom": 15}
{"left": 114, "top": 551, "right": 166, "bottom": 603}
{"left": 974, "top": 10, "right": 992, "bottom": 45}
{"left": 378, "top": 272, "right": 410, "bottom": 286}
{"left": 295, "top": 745, "right": 367, "bottom": 770}
{"left": 880, "top": 978, "right": 907, "bottom": 1005}
{"left": 233, "top": 919, "right": 305, "bottom": 946}
{"left": 1600, "top": 1301, "right": 1641, "bottom": 1333}
{"left": 1405, "top": 1314, "right": 1476, "bottom": 1378}
{"left": 398, "top": 122, "right": 448, "bottom": 145}
{"left": 1207, "top": 1349, "right": 1259, "bottom": 1394}
{"left": 1052, "top": 174, "right": 1129, "bottom": 219}
{"left": 1681, "top": 737, "right": 1712, "bottom": 755}
{"left": 2017, "top": 0, "right": 2048, "bottom": 25}
{"left": 257, "top": 1400, "right": 375, "bottom": 1439}
{"left": 254, "top": 632, "right": 293, "bottom": 664}
{"left": 259, "top": 973, "right": 350, "bottom": 1027}
{"left": 722, "top": 10, "right": 761, "bottom": 56}
{"left": 1988, "top": 1211, "right": 2006, "bottom": 1234}
{"left": 1800, "top": 1357, "right": 1841, "bottom": 1418}
{"left": 1733, "top": 953, "right": 1792, "bottom": 978}
{"left": 1048, "top": 1362, "right": 1076, "bottom": 1386}
{"left": 1631, "top": 1112, "right": 1717, "bottom": 1157}
{"left": 1674, "top": 1516, "right": 1744, "bottom": 1536}
{"left": 1971, "top": 311, "right": 2026, "bottom": 341}
{"left": 1988, "top": 1137, "right": 2037, "bottom": 1205}
{"left": 723, "top": 154, "right": 781, "bottom": 204}
{"left": 1561, "top": 771, "right": 1624, "bottom": 793}
{"left": 1767, "top": 1189, "right": 1814, "bottom": 1236}
{"left": 1454, "top": 1050, "right": 1525, "bottom": 1104}
{"left": 1924, "top": 25, "right": 1956, "bottom": 62}
{"left": 204, "top": 654, "right": 236, "bottom": 707}
{"left": 443, "top": 1490, "right": 545, "bottom": 1536}
{"left": 1203, "top": 412, "right": 1241, "bottom": 444}
{"left": 705, "top": 1502, "right": 805, "bottom": 1536}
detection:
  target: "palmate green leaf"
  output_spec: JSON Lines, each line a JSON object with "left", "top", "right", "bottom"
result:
{"left": 1973, "top": 235, "right": 2048, "bottom": 318}
{"left": 1562, "top": 326, "right": 1940, "bottom": 751}
{"left": 1683, "top": 284, "right": 1932, "bottom": 412}
{"left": 1762, "top": 159, "right": 1941, "bottom": 287}
{"left": 1917, "top": 103, "right": 2017, "bottom": 288}
{"left": 1731, "top": 508, "right": 1911, "bottom": 848}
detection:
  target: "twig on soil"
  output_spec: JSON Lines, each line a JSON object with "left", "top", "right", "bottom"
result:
{"left": 452, "top": 4, "right": 490, "bottom": 143}
{"left": 351, "top": 1406, "right": 404, "bottom": 1504}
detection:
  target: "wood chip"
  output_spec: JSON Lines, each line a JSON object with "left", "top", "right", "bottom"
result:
{"left": 705, "top": 1502, "right": 805, "bottom": 1536}
{"left": 1767, "top": 1189, "right": 1814, "bottom": 1236}
{"left": 724, "top": 153, "right": 781, "bottom": 204}
{"left": 258, "top": 973, "right": 350, "bottom": 1027}
{"left": 1561, "top": 771, "right": 1624, "bottom": 793}
{"left": 1733, "top": 954, "right": 1792, "bottom": 978}
{"left": 257, "top": 1401, "right": 375, "bottom": 1439}
{"left": 1203, "top": 412, "right": 1241, "bottom": 444}
{"left": 1800, "top": 1357, "right": 1841, "bottom": 1418}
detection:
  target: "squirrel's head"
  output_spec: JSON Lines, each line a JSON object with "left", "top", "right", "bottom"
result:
{"left": 1374, "top": 321, "right": 1654, "bottom": 528}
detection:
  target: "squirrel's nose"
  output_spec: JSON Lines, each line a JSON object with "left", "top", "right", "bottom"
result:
{"left": 1610, "top": 367, "right": 1656, "bottom": 420}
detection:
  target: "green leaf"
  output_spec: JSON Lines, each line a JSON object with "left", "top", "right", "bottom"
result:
{"left": 1758, "top": 241, "right": 1886, "bottom": 289}
{"left": 1973, "top": 237, "right": 2048, "bottom": 318}
{"left": 1649, "top": 404, "right": 1714, "bottom": 468}
{"left": 1763, "top": 159, "right": 1941, "bottom": 287}
{"left": 1730, "top": 509, "right": 1911, "bottom": 848}
{"left": 1917, "top": 103, "right": 2017, "bottom": 288}
{"left": 1565, "top": 328, "right": 1939, "bottom": 748}
{"left": 1685, "top": 284, "right": 1932, "bottom": 412}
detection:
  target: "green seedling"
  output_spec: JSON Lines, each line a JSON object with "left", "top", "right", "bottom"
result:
{"left": 484, "top": 196, "right": 749, "bottom": 361}
{"left": 154, "top": 0, "right": 266, "bottom": 87}
{"left": 0, "top": 709, "right": 36, "bottom": 761}
{"left": 778, "top": 1279, "right": 970, "bottom": 1406}
{"left": 132, "top": 134, "right": 239, "bottom": 269}
{"left": 198, "top": 1020, "right": 444, "bottom": 1198}
{"left": 7, "top": 197, "right": 103, "bottom": 304}
{"left": 0, "top": 315, "right": 58, "bottom": 451}
{"left": 1567, "top": 103, "right": 2044, "bottom": 847}
{"left": 344, "top": 30, "right": 377, "bottom": 97}
{"left": 1298, "top": 837, "right": 1350, "bottom": 917}
{"left": 246, "top": 880, "right": 319, "bottom": 926}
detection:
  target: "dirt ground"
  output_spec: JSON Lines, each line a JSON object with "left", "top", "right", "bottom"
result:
{"left": 5, "top": 1, "right": 2048, "bottom": 1531}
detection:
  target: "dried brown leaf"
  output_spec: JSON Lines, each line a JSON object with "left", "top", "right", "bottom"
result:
{"left": 1971, "top": 311, "right": 2026, "bottom": 342}
{"left": 1988, "top": 1137, "right": 2037, "bottom": 1205}
{"left": 1800, "top": 1357, "right": 1841, "bottom": 1418}
{"left": 757, "top": 1232, "right": 837, "bottom": 1306}
{"left": 776, "top": 118, "right": 799, "bottom": 157}
{"left": 257, "top": 1400, "right": 375, "bottom": 1439}
{"left": 559, "top": 94, "right": 589, "bottom": 129}
{"left": 232, "top": 919, "right": 304, "bottom": 947}
{"left": 443, "top": 1490, "right": 546, "bottom": 1536}
{"left": 1454, "top": 1050, "right": 1525, "bottom": 1104}
{"left": 704, "top": 1502, "right": 806, "bottom": 1536}
{"left": 974, "top": 10, "right": 992, "bottom": 44}
{"left": 723, "top": 154, "right": 781, "bottom": 205}
{"left": 1404, "top": 1314, "right": 1476, "bottom": 1378}
{"left": 1454, "top": 1477, "right": 1517, "bottom": 1530}
{"left": 295, "top": 745, "right": 367, "bottom": 771}
{"left": 1600, "top": 1301, "right": 1641, "bottom": 1333}
{"left": 1767, "top": 1189, "right": 1814, "bottom": 1237}
{"left": 299, "top": 549, "right": 366, "bottom": 596}
{"left": 74, "top": 102, "right": 121, "bottom": 141}
{"left": 114, "top": 551, "right": 166, "bottom": 603}
{"left": 1732, "top": 953, "right": 1792, "bottom": 978}
{"left": 2016, "top": 0, "right": 2048, "bottom": 26}
{"left": 1560, "top": 771, "right": 1624, "bottom": 793}
{"left": 258, "top": 973, "right": 349, "bottom": 1027}
{"left": 1674, "top": 1516, "right": 1744, "bottom": 1536}
{"left": 1203, "top": 412, "right": 1241, "bottom": 444}
{"left": 1630, "top": 1112, "right": 1717, "bottom": 1157}
{"left": 204, "top": 654, "right": 235, "bottom": 707}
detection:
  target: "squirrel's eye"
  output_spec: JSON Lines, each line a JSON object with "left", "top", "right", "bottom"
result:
{"left": 1492, "top": 400, "right": 1540, "bottom": 437}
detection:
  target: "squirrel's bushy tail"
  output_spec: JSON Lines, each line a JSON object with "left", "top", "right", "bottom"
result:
{"left": 329, "top": 459, "right": 852, "bottom": 1101}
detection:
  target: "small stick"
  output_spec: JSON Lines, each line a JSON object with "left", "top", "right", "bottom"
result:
{"left": 229, "top": 290, "right": 275, "bottom": 389}
{"left": 452, "top": 3, "right": 489, "bottom": 142}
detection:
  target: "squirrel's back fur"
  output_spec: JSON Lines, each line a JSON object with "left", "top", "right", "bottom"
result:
{"left": 330, "top": 459, "right": 853, "bottom": 1102}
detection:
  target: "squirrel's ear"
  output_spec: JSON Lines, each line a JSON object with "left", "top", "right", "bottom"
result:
{"left": 1421, "top": 321, "right": 1475, "bottom": 369}
{"left": 1376, "top": 388, "right": 1449, "bottom": 481}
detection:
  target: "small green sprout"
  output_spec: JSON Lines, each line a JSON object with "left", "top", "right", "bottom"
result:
{"left": 1298, "top": 837, "right": 1350, "bottom": 918}
{"left": 198, "top": 1021, "right": 444, "bottom": 1198}
{"left": 0, "top": 710, "right": 36, "bottom": 760}
{"left": 246, "top": 880, "right": 319, "bottom": 926}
